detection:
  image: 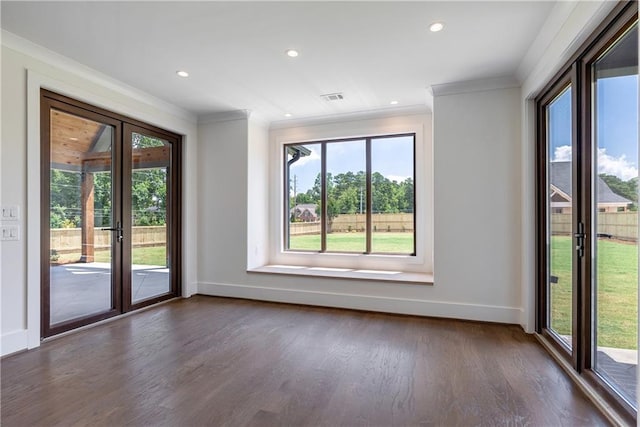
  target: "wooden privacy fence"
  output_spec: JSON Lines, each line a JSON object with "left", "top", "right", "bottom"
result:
{"left": 51, "top": 226, "right": 166, "bottom": 253}
{"left": 551, "top": 212, "right": 638, "bottom": 241}
{"left": 290, "top": 213, "right": 414, "bottom": 235}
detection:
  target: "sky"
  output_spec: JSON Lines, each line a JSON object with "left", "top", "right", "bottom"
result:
{"left": 549, "top": 74, "right": 638, "bottom": 181}
{"left": 289, "top": 135, "right": 414, "bottom": 195}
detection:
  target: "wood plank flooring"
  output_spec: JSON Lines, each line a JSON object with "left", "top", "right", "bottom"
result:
{"left": 1, "top": 296, "right": 609, "bottom": 426}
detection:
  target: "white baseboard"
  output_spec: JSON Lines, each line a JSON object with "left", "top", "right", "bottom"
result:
{"left": 1, "top": 330, "right": 28, "bottom": 357}
{"left": 198, "top": 281, "right": 522, "bottom": 324}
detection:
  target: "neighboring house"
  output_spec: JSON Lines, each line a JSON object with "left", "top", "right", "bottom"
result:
{"left": 550, "top": 161, "right": 631, "bottom": 213}
{"left": 290, "top": 204, "right": 318, "bottom": 222}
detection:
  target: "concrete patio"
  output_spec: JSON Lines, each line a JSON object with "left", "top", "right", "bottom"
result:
{"left": 50, "top": 262, "right": 170, "bottom": 325}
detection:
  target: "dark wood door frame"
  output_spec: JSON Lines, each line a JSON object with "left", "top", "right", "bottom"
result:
{"left": 41, "top": 90, "right": 182, "bottom": 338}
{"left": 123, "top": 123, "right": 182, "bottom": 313}
{"left": 535, "top": 1, "right": 638, "bottom": 421}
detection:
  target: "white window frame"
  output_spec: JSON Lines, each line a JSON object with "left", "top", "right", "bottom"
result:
{"left": 268, "top": 113, "right": 433, "bottom": 275}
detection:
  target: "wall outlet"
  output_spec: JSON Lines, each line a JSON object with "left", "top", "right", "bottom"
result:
{"left": 1, "top": 225, "right": 20, "bottom": 241}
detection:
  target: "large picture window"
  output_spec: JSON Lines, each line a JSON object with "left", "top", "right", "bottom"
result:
{"left": 285, "top": 134, "right": 415, "bottom": 256}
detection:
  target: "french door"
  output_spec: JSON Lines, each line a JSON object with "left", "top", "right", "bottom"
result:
{"left": 537, "top": 2, "right": 637, "bottom": 420}
{"left": 41, "top": 90, "right": 181, "bottom": 338}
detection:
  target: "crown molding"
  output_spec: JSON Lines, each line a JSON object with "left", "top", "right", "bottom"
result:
{"left": 430, "top": 76, "right": 520, "bottom": 98}
{"left": 520, "top": 0, "right": 618, "bottom": 100}
{"left": 516, "top": 1, "right": 580, "bottom": 84}
{"left": 1, "top": 30, "right": 197, "bottom": 124}
{"left": 269, "top": 104, "right": 430, "bottom": 130}
{"left": 198, "top": 109, "right": 252, "bottom": 125}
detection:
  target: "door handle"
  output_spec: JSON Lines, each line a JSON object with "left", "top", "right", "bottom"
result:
{"left": 101, "top": 221, "right": 124, "bottom": 243}
{"left": 574, "top": 222, "right": 585, "bottom": 257}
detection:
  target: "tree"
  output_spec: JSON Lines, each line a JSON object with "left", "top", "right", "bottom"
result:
{"left": 398, "top": 178, "right": 414, "bottom": 213}
{"left": 372, "top": 172, "right": 399, "bottom": 213}
{"left": 292, "top": 171, "right": 414, "bottom": 229}
{"left": 599, "top": 174, "right": 638, "bottom": 210}
{"left": 50, "top": 169, "right": 81, "bottom": 227}
{"left": 93, "top": 172, "right": 112, "bottom": 227}
{"left": 131, "top": 169, "right": 167, "bottom": 226}
{"left": 294, "top": 193, "right": 314, "bottom": 205}
{"left": 49, "top": 133, "right": 169, "bottom": 229}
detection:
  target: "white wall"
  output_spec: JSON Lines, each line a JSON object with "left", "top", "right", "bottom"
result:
{"left": 433, "top": 86, "right": 522, "bottom": 319}
{"left": 197, "top": 104, "right": 523, "bottom": 324}
{"left": 0, "top": 34, "right": 199, "bottom": 356}
{"left": 197, "top": 113, "right": 250, "bottom": 284}
{"left": 247, "top": 118, "right": 270, "bottom": 269}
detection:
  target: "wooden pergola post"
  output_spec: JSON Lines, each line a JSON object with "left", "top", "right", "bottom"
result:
{"left": 80, "top": 170, "right": 95, "bottom": 263}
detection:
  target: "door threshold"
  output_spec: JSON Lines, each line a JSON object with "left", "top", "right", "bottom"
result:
{"left": 41, "top": 296, "right": 184, "bottom": 343}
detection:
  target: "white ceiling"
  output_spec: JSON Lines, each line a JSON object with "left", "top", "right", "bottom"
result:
{"left": 1, "top": 1, "right": 556, "bottom": 123}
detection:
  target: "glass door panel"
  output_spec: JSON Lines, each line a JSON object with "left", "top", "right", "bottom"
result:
{"left": 48, "top": 109, "right": 117, "bottom": 326}
{"left": 129, "top": 131, "right": 172, "bottom": 304}
{"left": 546, "top": 86, "right": 574, "bottom": 349}
{"left": 592, "top": 23, "right": 638, "bottom": 407}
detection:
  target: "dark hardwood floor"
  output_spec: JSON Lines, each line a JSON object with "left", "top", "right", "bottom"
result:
{"left": 2, "top": 296, "right": 609, "bottom": 426}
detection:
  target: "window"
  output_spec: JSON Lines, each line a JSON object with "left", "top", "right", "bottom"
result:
{"left": 265, "top": 114, "right": 432, "bottom": 281}
{"left": 284, "top": 134, "right": 415, "bottom": 256}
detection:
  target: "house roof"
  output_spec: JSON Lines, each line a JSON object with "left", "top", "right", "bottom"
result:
{"left": 291, "top": 204, "right": 318, "bottom": 216}
{"left": 550, "top": 161, "right": 631, "bottom": 204}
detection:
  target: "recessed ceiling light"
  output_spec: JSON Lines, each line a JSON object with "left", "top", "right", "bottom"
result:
{"left": 429, "top": 22, "right": 444, "bottom": 32}
{"left": 284, "top": 113, "right": 292, "bottom": 118}
{"left": 176, "top": 70, "right": 189, "bottom": 77}
{"left": 285, "top": 49, "right": 299, "bottom": 58}
{"left": 390, "top": 100, "right": 399, "bottom": 105}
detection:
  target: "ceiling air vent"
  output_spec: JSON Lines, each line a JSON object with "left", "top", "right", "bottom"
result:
{"left": 321, "top": 93, "right": 344, "bottom": 102}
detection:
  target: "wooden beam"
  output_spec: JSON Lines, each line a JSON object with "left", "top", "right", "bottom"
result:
{"left": 80, "top": 171, "right": 95, "bottom": 263}
{"left": 81, "top": 146, "right": 170, "bottom": 172}
{"left": 51, "top": 141, "right": 169, "bottom": 172}
{"left": 51, "top": 148, "right": 84, "bottom": 168}
{"left": 131, "top": 146, "right": 171, "bottom": 167}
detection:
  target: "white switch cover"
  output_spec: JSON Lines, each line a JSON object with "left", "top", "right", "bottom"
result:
{"left": 1, "top": 205, "right": 20, "bottom": 221}
{"left": 1, "top": 225, "right": 20, "bottom": 241}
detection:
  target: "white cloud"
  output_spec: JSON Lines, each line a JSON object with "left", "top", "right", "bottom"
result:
{"left": 553, "top": 145, "right": 572, "bottom": 162}
{"left": 553, "top": 144, "right": 638, "bottom": 180}
{"left": 597, "top": 148, "right": 638, "bottom": 180}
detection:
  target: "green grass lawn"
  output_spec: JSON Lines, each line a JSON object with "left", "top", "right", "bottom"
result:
{"left": 290, "top": 232, "right": 413, "bottom": 254}
{"left": 550, "top": 236, "right": 638, "bottom": 350}
{"left": 54, "top": 246, "right": 167, "bottom": 266}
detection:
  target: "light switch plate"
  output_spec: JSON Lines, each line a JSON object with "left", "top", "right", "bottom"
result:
{"left": 1, "top": 225, "right": 20, "bottom": 241}
{"left": 1, "top": 205, "right": 20, "bottom": 221}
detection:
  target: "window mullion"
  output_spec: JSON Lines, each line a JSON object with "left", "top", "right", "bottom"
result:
{"left": 366, "top": 138, "right": 372, "bottom": 254}
{"left": 284, "top": 148, "right": 290, "bottom": 251}
{"left": 321, "top": 142, "right": 327, "bottom": 252}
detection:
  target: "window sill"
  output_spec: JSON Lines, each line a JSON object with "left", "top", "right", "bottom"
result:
{"left": 248, "top": 265, "right": 433, "bottom": 285}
